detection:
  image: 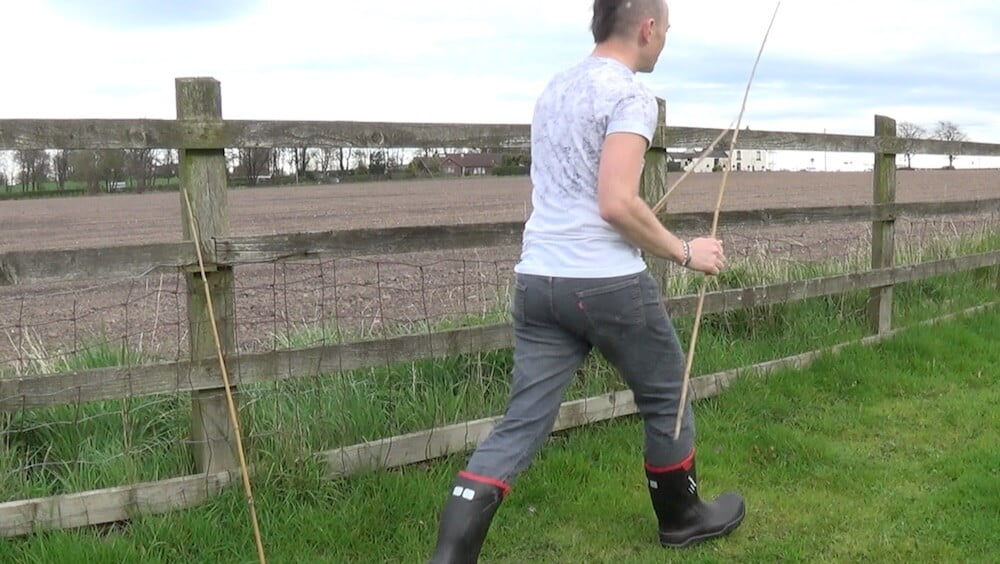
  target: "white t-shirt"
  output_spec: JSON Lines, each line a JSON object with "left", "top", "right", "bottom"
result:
{"left": 514, "top": 56, "right": 658, "bottom": 278}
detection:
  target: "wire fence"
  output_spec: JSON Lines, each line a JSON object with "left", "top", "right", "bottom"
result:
{"left": 0, "top": 211, "right": 997, "bottom": 500}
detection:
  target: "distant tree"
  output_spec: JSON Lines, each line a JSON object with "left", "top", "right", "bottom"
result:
{"left": 337, "top": 147, "right": 348, "bottom": 172}
{"left": 15, "top": 149, "right": 49, "bottom": 191}
{"left": 0, "top": 153, "right": 9, "bottom": 192}
{"left": 52, "top": 150, "right": 70, "bottom": 190}
{"left": 126, "top": 148, "right": 156, "bottom": 192}
{"left": 291, "top": 147, "right": 310, "bottom": 182}
{"left": 369, "top": 150, "right": 386, "bottom": 176}
{"left": 352, "top": 148, "right": 369, "bottom": 174}
{"left": 158, "top": 149, "right": 178, "bottom": 185}
{"left": 97, "top": 149, "right": 125, "bottom": 192}
{"left": 897, "top": 122, "right": 926, "bottom": 169}
{"left": 238, "top": 148, "right": 272, "bottom": 186}
{"left": 316, "top": 147, "right": 337, "bottom": 176}
{"left": 932, "top": 121, "right": 968, "bottom": 169}
{"left": 69, "top": 150, "right": 101, "bottom": 194}
{"left": 68, "top": 149, "right": 125, "bottom": 194}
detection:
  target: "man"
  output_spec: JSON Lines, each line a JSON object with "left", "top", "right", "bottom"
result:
{"left": 429, "top": 1, "right": 745, "bottom": 561}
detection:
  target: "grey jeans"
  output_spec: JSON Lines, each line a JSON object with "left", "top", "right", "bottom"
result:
{"left": 465, "top": 268, "right": 695, "bottom": 485}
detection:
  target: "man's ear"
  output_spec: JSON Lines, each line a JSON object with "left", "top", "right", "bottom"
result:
{"left": 641, "top": 18, "right": 656, "bottom": 43}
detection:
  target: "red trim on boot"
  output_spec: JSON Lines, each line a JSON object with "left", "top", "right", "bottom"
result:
{"left": 645, "top": 449, "right": 695, "bottom": 473}
{"left": 458, "top": 471, "right": 512, "bottom": 498}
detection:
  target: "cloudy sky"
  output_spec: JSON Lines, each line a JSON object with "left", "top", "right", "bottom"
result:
{"left": 6, "top": 0, "right": 1000, "bottom": 170}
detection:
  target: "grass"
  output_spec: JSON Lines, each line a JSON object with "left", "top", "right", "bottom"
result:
{"left": 3, "top": 303, "right": 997, "bottom": 563}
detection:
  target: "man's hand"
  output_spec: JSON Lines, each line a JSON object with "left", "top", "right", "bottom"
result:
{"left": 684, "top": 237, "right": 726, "bottom": 275}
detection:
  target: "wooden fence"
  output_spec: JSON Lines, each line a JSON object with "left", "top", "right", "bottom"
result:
{"left": 0, "top": 77, "right": 999, "bottom": 536}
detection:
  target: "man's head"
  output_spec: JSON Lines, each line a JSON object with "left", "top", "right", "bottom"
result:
{"left": 591, "top": 0, "right": 670, "bottom": 72}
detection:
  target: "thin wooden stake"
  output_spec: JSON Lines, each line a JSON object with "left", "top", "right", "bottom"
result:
{"left": 674, "top": 1, "right": 783, "bottom": 440}
{"left": 182, "top": 187, "right": 267, "bottom": 564}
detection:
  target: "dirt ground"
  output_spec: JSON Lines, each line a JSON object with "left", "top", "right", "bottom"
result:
{"left": 1, "top": 170, "right": 997, "bottom": 366}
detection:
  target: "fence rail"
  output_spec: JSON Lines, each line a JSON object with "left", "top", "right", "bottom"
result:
{"left": 3, "top": 199, "right": 999, "bottom": 286}
{"left": 4, "top": 120, "right": 1000, "bottom": 157}
{"left": 3, "top": 249, "right": 997, "bottom": 411}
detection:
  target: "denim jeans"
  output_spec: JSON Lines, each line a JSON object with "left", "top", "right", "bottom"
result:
{"left": 464, "top": 268, "right": 695, "bottom": 484}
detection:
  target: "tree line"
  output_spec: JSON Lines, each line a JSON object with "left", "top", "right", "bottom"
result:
{"left": 898, "top": 120, "right": 969, "bottom": 169}
{"left": 0, "top": 149, "right": 176, "bottom": 194}
{"left": 0, "top": 146, "right": 424, "bottom": 193}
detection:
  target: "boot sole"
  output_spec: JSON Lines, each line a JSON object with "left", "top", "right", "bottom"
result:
{"left": 658, "top": 505, "right": 746, "bottom": 549}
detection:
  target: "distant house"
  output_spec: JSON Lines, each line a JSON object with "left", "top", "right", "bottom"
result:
{"left": 667, "top": 148, "right": 774, "bottom": 172}
{"left": 668, "top": 149, "right": 730, "bottom": 173}
{"left": 439, "top": 153, "right": 503, "bottom": 176}
{"left": 731, "top": 148, "right": 771, "bottom": 171}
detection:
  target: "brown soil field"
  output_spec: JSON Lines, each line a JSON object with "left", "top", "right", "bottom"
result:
{"left": 1, "top": 170, "right": 997, "bottom": 367}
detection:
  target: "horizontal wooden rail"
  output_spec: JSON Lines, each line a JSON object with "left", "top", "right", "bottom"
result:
{"left": 2, "top": 302, "right": 992, "bottom": 538}
{"left": 214, "top": 200, "right": 1000, "bottom": 267}
{"left": 213, "top": 222, "right": 525, "bottom": 265}
{"left": 0, "top": 470, "right": 235, "bottom": 537}
{"left": 0, "top": 243, "right": 197, "bottom": 285}
{"left": 4, "top": 250, "right": 997, "bottom": 410}
{"left": 3, "top": 119, "right": 1000, "bottom": 156}
{"left": 0, "top": 119, "right": 531, "bottom": 151}
{"left": 4, "top": 199, "right": 997, "bottom": 286}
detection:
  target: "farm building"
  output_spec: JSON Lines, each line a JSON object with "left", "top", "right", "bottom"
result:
{"left": 439, "top": 153, "right": 503, "bottom": 176}
{"left": 667, "top": 148, "right": 775, "bottom": 172}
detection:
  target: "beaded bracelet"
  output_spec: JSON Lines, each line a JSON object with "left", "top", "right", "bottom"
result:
{"left": 680, "top": 240, "right": 692, "bottom": 268}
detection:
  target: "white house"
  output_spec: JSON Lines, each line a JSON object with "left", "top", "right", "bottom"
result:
{"left": 730, "top": 148, "right": 773, "bottom": 171}
{"left": 667, "top": 148, "right": 774, "bottom": 172}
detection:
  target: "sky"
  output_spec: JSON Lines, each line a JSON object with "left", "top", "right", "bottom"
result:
{"left": 4, "top": 0, "right": 1000, "bottom": 171}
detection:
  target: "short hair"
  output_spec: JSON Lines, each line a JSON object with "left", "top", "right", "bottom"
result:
{"left": 591, "top": 0, "right": 665, "bottom": 43}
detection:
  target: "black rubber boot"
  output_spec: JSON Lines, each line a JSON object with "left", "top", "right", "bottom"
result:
{"left": 645, "top": 451, "right": 745, "bottom": 548}
{"left": 429, "top": 471, "right": 509, "bottom": 564}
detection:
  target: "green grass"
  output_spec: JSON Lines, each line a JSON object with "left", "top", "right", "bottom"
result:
{"left": 3, "top": 304, "right": 997, "bottom": 563}
{"left": 0, "top": 340, "right": 191, "bottom": 499}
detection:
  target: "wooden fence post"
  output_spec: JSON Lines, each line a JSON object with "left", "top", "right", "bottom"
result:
{"left": 869, "top": 115, "right": 897, "bottom": 334}
{"left": 176, "top": 77, "right": 239, "bottom": 473}
{"left": 641, "top": 97, "right": 671, "bottom": 289}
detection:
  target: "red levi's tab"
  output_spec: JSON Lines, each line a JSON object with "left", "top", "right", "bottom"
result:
{"left": 458, "top": 471, "right": 512, "bottom": 498}
{"left": 644, "top": 449, "right": 695, "bottom": 473}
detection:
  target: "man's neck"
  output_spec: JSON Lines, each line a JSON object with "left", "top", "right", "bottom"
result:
{"left": 591, "top": 40, "right": 639, "bottom": 73}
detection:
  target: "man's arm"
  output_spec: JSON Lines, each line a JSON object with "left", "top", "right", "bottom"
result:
{"left": 597, "top": 132, "right": 725, "bottom": 275}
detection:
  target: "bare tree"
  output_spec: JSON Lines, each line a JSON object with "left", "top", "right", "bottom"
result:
{"left": 369, "top": 150, "right": 386, "bottom": 176}
{"left": 15, "top": 149, "right": 49, "bottom": 191}
{"left": 316, "top": 147, "right": 336, "bottom": 175}
{"left": 238, "top": 148, "right": 272, "bottom": 186}
{"left": 53, "top": 150, "right": 70, "bottom": 190}
{"left": 67, "top": 150, "right": 124, "bottom": 194}
{"left": 157, "top": 149, "right": 178, "bottom": 186}
{"left": 897, "top": 122, "right": 926, "bottom": 169}
{"left": 292, "top": 147, "right": 310, "bottom": 182}
{"left": 126, "top": 148, "right": 156, "bottom": 192}
{"left": 0, "top": 152, "right": 10, "bottom": 192}
{"left": 97, "top": 149, "right": 125, "bottom": 192}
{"left": 69, "top": 150, "right": 101, "bottom": 194}
{"left": 338, "top": 147, "right": 349, "bottom": 172}
{"left": 933, "top": 121, "right": 968, "bottom": 169}
{"left": 352, "top": 147, "right": 369, "bottom": 174}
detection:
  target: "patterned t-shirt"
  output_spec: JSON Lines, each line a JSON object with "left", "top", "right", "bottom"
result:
{"left": 514, "top": 56, "right": 659, "bottom": 278}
